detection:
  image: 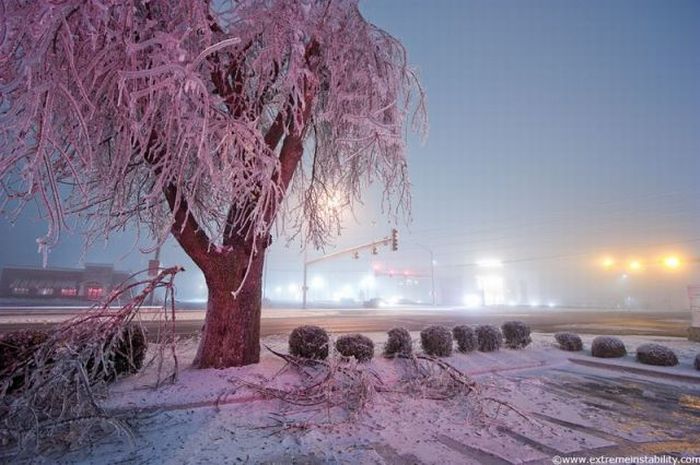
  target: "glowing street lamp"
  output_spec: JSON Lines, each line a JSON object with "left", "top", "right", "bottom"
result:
{"left": 477, "top": 259, "right": 503, "bottom": 269}
{"left": 663, "top": 255, "right": 681, "bottom": 270}
{"left": 628, "top": 260, "right": 643, "bottom": 272}
{"left": 310, "top": 276, "right": 325, "bottom": 289}
{"left": 600, "top": 256, "right": 616, "bottom": 270}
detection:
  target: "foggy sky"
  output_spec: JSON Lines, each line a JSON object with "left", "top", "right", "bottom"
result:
{"left": 1, "top": 0, "right": 699, "bottom": 307}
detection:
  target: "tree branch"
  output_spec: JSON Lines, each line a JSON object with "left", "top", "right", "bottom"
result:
{"left": 163, "top": 184, "right": 213, "bottom": 271}
{"left": 223, "top": 40, "right": 320, "bottom": 246}
{"left": 144, "top": 137, "right": 214, "bottom": 270}
{"left": 264, "top": 110, "right": 286, "bottom": 152}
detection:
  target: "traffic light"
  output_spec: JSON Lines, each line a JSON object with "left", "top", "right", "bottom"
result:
{"left": 390, "top": 228, "right": 398, "bottom": 251}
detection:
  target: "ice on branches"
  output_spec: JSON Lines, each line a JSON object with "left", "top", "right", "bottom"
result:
{"left": 0, "top": 266, "right": 183, "bottom": 458}
{"left": 0, "top": 0, "right": 426, "bottom": 266}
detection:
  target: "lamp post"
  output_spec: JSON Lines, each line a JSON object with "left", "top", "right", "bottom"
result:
{"left": 416, "top": 243, "right": 436, "bottom": 306}
{"left": 146, "top": 245, "right": 161, "bottom": 306}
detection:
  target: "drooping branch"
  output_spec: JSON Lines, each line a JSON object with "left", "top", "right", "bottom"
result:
{"left": 0, "top": 266, "right": 183, "bottom": 456}
{"left": 0, "top": 0, "right": 426, "bottom": 272}
{"left": 221, "top": 39, "right": 321, "bottom": 249}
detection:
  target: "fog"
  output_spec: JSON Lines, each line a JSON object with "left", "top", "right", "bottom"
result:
{"left": 1, "top": 0, "right": 699, "bottom": 310}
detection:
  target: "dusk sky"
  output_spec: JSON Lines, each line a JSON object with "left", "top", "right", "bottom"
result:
{"left": 1, "top": 0, "right": 699, "bottom": 306}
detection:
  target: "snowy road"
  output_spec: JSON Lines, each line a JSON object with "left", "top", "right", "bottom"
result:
{"left": 0, "top": 306, "right": 691, "bottom": 339}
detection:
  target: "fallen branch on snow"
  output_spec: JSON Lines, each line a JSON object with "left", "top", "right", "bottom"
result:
{"left": 230, "top": 346, "right": 537, "bottom": 430}
{"left": 0, "top": 266, "right": 183, "bottom": 460}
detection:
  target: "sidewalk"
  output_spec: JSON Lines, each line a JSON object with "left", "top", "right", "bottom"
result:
{"left": 49, "top": 333, "right": 700, "bottom": 464}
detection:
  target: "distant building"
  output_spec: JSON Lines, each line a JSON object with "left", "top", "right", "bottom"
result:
{"left": 0, "top": 264, "right": 132, "bottom": 302}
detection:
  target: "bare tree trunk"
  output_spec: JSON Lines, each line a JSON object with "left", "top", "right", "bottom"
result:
{"left": 192, "top": 250, "right": 264, "bottom": 368}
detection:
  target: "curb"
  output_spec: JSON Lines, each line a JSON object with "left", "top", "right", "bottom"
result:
{"left": 107, "top": 393, "right": 263, "bottom": 416}
{"left": 568, "top": 357, "right": 700, "bottom": 384}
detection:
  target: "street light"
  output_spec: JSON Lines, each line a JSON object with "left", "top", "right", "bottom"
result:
{"left": 600, "top": 256, "right": 616, "bottom": 270}
{"left": 628, "top": 260, "right": 643, "bottom": 272}
{"left": 663, "top": 255, "right": 681, "bottom": 270}
{"left": 416, "top": 243, "right": 436, "bottom": 306}
{"left": 477, "top": 259, "right": 503, "bottom": 269}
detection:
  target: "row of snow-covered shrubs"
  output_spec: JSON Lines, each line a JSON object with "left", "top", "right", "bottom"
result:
{"left": 554, "top": 332, "right": 700, "bottom": 370}
{"left": 287, "top": 324, "right": 700, "bottom": 371}
{"left": 287, "top": 320, "right": 532, "bottom": 362}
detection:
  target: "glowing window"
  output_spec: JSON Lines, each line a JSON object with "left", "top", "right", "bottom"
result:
{"left": 86, "top": 287, "right": 103, "bottom": 299}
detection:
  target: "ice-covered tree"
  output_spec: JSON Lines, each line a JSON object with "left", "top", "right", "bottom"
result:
{"left": 0, "top": 0, "right": 425, "bottom": 368}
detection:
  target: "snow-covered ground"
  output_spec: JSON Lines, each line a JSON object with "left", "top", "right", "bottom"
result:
{"left": 38, "top": 332, "right": 700, "bottom": 464}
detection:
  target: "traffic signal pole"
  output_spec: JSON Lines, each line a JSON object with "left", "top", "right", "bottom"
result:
{"left": 416, "top": 243, "right": 436, "bottom": 306}
{"left": 302, "top": 230, "right": 398, "bottom": 309}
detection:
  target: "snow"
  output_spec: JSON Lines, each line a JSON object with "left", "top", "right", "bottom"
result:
{"left": 37, "top": 332, "right": 700, "bottom": 464}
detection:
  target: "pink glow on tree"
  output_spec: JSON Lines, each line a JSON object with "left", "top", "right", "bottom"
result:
{"left": 0, "top": 0, "right": 426, "bottom": 368}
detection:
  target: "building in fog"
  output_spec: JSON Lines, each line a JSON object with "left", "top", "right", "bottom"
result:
{"left": 0, "top": 264, "right": 132, "bottom": 301}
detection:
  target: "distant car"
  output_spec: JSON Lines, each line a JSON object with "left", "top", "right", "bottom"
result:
{"left": 363, "top": 298, "right": 385, "bottom": 308}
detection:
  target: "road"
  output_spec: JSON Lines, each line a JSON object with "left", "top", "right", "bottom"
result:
{"left": 0, "top": 305, "right": 691, "bottom": 339}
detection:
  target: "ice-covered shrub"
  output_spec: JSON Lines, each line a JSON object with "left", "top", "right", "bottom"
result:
{"left": 554, "top": 332, "right": 583, "bottom": 352}
{"left": 452, "top": 325, "right": 477, "bottom": 353}
{"left": 0, "top": 329, "right": 49, "bottom": 373}
{"left": 86, "top": 323, "right": 148, "bottom": 381}
{"left": 591, "top": 336, "right": 626, "bottom": 358}
{"left": 112, "top": 324, "right": 148, "bottom": 375}
{"left": 420, "top": 325, "right": 453, "bottom": 357}
{"left": 635, "top": 343, "right": 678, "bottom": 367}
{"left": 501, "top": 321, "right": 532, "bottom": 349}
{"left": 383, "top": 327, "right": 412, "bottom": 358}
{"left": 0, "top": 267, "right": 181, "bottom": 458}
{"left": 476, "top": 325, "right": 503, "bottom": 352}
{"left": 0, "top": 329, "right": 50, "bottom": 392}
{"left": 636, "top": 343, "right": 678, "bottom": 367}
{"left": 289, "top": 325, "right": 329, "bottom": 360}
{"left": 695, "top": 353, "right": 700, "bottom": 371}
{"left": 335, "top": 334, "right": 375, "bottom": 362}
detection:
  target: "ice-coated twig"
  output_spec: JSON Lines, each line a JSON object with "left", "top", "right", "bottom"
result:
{"left": 0, "top": 266, "right": 183, "bottom": 459}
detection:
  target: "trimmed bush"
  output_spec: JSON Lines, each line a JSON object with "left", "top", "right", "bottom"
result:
{"left": 591, "top": 336, "right": 626, "bottom": 358}
{"left": 475, "top": 325, "right": 503, "bottom": 352}
{"left": 336, "top": 334, "right": 375, "bottom": 362}
{"left": 84, "top": 324, "right": 148, "bottom": 381}
{"left": 0, "top": 329, "right": 49, "bottom": 374}
{"left": 0, "top": 329, "right": 50, "bottom": 392}
{"left": 384, "top": 327, "right": 412, "bottom": 358}
{"left": 289, "top": 325, "right": 329, "bottom": 360}
{"left": 635, "top": 343, "right": 678, "bottom": 367}
{"left": 452, "top": 325, "right": 477, "bottom": 353}
{"left": 695, "top": 353, "right": 700, "bottom": 371}
{"left": 420, "top": 325, "right": 453, "bottom": 357}
{"left": 554, "top": 332, "right": 583, "bottom": 352}
{"left": 501, "top": 321, "right": 532, "bottom": 349}
{"left": 112, "top": 324, "right": 147, "bottom": 375}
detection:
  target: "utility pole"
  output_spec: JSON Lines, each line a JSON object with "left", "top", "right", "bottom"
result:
{"left": 416, "top": 243, "right": 436, "bottom": 306}
{"left": 302, "top": 248, "right": 309, "bottom": 308}
{"left": 146, "top": 245, "right": 161, "bottom": 306}
{"left": 302, "top": 231, "right": 398, "bottom": 309}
